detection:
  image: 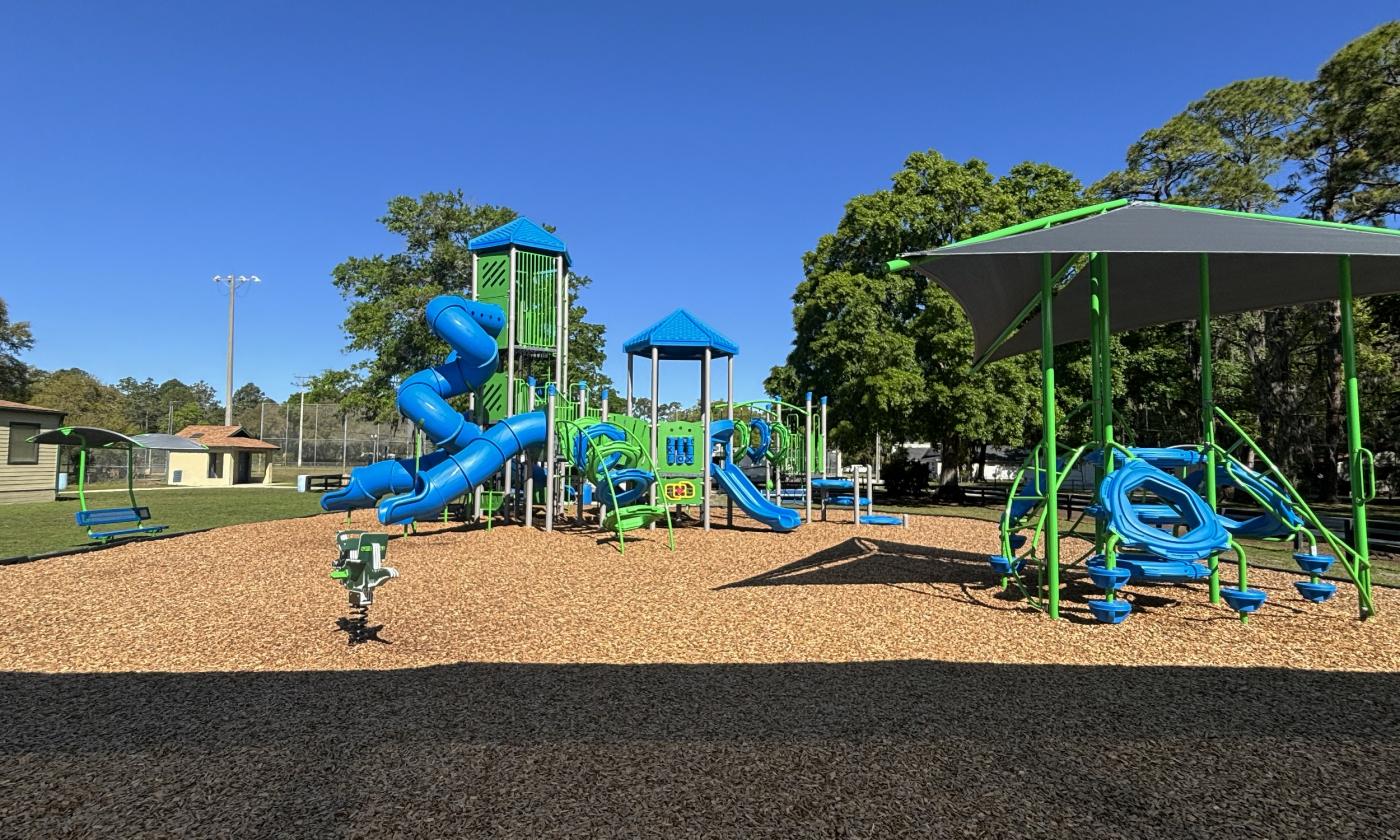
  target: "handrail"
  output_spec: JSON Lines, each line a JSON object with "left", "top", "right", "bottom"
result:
{"left": 1212, "top": 406, "right": 1373, "bottom": 615}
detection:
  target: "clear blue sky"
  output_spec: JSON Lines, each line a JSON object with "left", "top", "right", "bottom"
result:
{"left": 1, "top": 2, "right": 1392, "bottom": 405}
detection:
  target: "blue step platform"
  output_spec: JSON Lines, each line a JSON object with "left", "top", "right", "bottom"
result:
{"left": 1293, "top": 552, "right": 1333, "bottom": 575}
{"left": 1294, "top": 581, "right": 1337, "bottom": 603}
{"left": 988, "top": 555, "right": 1025, "bottom": 576}
{"left": 1221, "top": 588, "right": 1268, "bottom": 614}
{"left": 1087, "top": 598, "right": 1133, "bottom": 624}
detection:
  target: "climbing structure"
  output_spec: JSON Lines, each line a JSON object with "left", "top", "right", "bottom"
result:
{"left": 890, "top": 200, "right": 1400, "bottom": 623}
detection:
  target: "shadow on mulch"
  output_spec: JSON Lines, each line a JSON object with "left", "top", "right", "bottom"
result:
{"left": 718, "top": 537, "right": 994, "bottom": 594}
{"left": 3, "top": 661, "right": 1397, "bottom": 837}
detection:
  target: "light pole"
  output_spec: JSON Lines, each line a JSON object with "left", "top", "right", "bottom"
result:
{"left": 293, "top": 376, "right": 310, "bottom": 467}
{"left": 213, "top": 274, "right": 260, "bottom": 425}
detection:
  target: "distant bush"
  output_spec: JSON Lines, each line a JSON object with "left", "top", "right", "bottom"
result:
{"left": 882, "top": 457, "right": 929, "bottom": 497}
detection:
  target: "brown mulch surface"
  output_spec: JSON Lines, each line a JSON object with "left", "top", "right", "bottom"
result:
{"left": 2, "top": 510, "right": 1398, "bottom": 838}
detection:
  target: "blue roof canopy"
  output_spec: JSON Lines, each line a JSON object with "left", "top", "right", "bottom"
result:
{"left": 624, "top": 309, "right": 739, "bottom": 360}
{"left": 467, "top": 217, "right": 570, "bottom": 263}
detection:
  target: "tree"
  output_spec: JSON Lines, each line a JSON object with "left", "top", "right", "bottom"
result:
{"left": 329, "top": 190, "right": 611, "bottom": 421}
{"left": 30, "top": 368, "right": 129, "bottom": 430}
{"left": 775, "top": 151, "right": 1082, "bottom": 494}
{"left": 1289, "top": 24, "right": 1400, "bottom": 499}
{"left": 1092, "top": 76, "right": 1330, "bottom": 487}
{"left": 0, "top": 297, "right": 35, "bottom": 401}
{"left": 231, "top": 382, "right": 270, "bottom": 432}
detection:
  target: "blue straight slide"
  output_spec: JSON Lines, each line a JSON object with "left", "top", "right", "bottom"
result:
{"left": 378, "top": 411, "right": 547, "bottom": 525}
{"left": 323, "top": 295, "right": 504, "bottom": 514}
{"left": 710, "top": 421, "right": 801, "bottom": 532}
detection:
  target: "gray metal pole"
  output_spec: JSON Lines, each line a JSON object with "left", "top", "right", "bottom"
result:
{"left": 875, "top": 431, "right": 882, "bottom": 481}
{"left": 702, "top": 348, "right": 712, "bottom": 530}
{"left": 774, "top": 399, "right": 782, "bottom": 504}
{"left": 804, "top": 391, "right": 813, "bottom": 523}
{"left": 545, "top": 384, "right": 556, "bottom": 531}
{"left": 577, "top": 382, "right": 586, "bottom": 522}
{"left": 555, "top": 255, "right": 565, "bottom": 388}
{"left": 504, "top": 246, "right": 517, "bottom": 520}
{"left": 297, "top": 389, "right": 306, "bottom": 467}
{"left": 726, "top": 355, "right": 734, "bottom": 528}
{"left": 524, "top": 379, "right": 536, "bottom": 528}
{"left": 650, "top": 348, "right": 659, "bottom": 528}
{"left": 259, "top": 402, "right": 265, "bottom": 439}
{"left": 341, "top": 412, "right": 348, "bottom": 468}
{"left": 820, "top": 396, "right": 828, "bottom": 479}
{"left": 224, "top": 278, "right": 235, "bottom": 425}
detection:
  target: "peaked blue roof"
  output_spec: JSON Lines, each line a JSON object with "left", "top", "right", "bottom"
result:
{"left": 623, "top": 309, "right": 739, "bottom": 360}
{"left": 467, "top": 217, "right": 570, "bottom": 262}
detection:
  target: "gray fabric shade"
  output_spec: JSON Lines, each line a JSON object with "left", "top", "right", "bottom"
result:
{"left": 29, "top": 426, "right": 209, "bottom": 451}
{"left": 900, "top": 203, "right": 1400, "bottom": 363}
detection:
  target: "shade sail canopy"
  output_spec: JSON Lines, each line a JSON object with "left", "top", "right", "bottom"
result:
{"left": 29, "top": 426, "right": 208, "bottom": 451}
{"left": 899, "top": 202, "right": 1400, "bottom": 363}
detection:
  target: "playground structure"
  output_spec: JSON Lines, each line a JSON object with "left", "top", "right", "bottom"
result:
{"left": 29, "top": 426, "right": 208, "bottom": 543}
{"left": 890, "top": 200, "right": 1400, "bottom": 623}
{"left": 320, "top": 219, "right": 873, "bottom": 550}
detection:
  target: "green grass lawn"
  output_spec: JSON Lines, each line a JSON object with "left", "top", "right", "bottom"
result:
{"left": 0, "top": 488, "right": 327, "bottom": 560}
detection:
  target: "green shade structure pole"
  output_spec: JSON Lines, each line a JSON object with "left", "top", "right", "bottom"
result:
{"left": 1039, "top": 253, "right": 1061, "bottom": 619}
{"left": 1200, "top": 254, "right": 1221, "bottom": 604}
{"left": 1338, "top": 254, "right": 1374, "bottom": 618}
{"left": 76, "top": 446, "right": 88, "bottom": 511}
{"left": 1091, "top": 254, "right": 1117, "bottom": 583}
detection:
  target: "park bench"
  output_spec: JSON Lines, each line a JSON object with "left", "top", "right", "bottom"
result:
{"left": 74, "top": 507, "right": 169, "bottom": 543}
{"left": 303, "top": 474, "right": 348, "bottom": 492}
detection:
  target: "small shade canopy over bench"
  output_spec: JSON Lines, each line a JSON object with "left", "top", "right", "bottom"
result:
{"left": 29, "top": 427, "right": 208, "bottom": 543}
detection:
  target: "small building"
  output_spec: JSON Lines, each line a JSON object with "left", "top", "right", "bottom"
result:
{"left": 0, "top": 400, "right": 67, "bottom": 503}
{"left": 167, "top": 425, "right": 279, "bottom": 486}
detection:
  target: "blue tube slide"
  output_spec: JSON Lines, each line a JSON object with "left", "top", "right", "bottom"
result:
{"left": 322, "top": 295, "right": 503, "bottom": 514}
{"left": 321, "top": 450, "right": 451, "bottom": 512}
{"left": 378, "top": 411, "right": 547, "bottom": 525}
{"left": 710, "top": 420, "right": 801, "bottom": 532}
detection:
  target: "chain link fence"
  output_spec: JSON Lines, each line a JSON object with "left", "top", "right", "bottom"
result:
{"left": 249, "top": 401, "right": 419, "bottom": 469}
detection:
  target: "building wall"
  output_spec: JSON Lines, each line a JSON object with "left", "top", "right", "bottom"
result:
{"left": 0, "top": 408, "right": 63, "bottom": 504}
{"left": 167, "top": 450, "right": 273, "bottom": 486}
{"left": 168, "top": 451, "right": 234, "bottom": 487}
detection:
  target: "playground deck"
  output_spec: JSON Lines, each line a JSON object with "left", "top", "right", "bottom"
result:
{"left": 3, "top": 512, "right": 1398, "bottom": 836}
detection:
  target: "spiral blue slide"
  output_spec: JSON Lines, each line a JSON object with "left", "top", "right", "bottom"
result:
{"left": 323, "top": 295, "right": 543, "bottom": 525}
{"left": 710, "top": 420, "right": 801, "bottom": 532}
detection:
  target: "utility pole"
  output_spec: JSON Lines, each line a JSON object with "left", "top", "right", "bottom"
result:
{"left": 293, "top": 375, "right": 310, "bottom": 467}
{"left": 213, "top": 274, "right": 260, "bottom": 425}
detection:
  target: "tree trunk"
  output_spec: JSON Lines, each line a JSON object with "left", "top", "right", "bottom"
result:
{"left": 936, "top": 437, "right": 966, "bottom": 503}
{"left": 1318, "top": 300, "right": 1344, "bottom": 503}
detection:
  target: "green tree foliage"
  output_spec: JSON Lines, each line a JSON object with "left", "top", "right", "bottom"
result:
{"left": 231, "top": 382, "right": 271, "bottom": 431}
{"left": 771, "top": 151, "right": 1081, "bottom": 493}
{"left": 31, "top": 369, "right": 130, "bottom": 430}
{"left": 328, "top": 190, "right": 611, "bottom": 421}
{"left": 1291, "top": 21, "right": 1400, "bottom": 225}
{"left": 0, "top": 297, "right": 36, "bottom": 401}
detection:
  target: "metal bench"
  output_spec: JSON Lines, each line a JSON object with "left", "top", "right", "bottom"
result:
{"left": 304, "top": 474, "right": 348, "bottom": 492}
{"left": 75, "top": 507, "right": 169, "bottom": 542}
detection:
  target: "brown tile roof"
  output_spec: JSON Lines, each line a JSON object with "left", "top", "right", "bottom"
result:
{"left": 0, "top": 399, "right": 64, "bottom": 415}
{"left": 174, "top": 424, "right": 280, "bottom": 451}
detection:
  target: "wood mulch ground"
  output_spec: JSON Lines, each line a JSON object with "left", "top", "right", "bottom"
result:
{"left": 3, "top": 510, "right": 1398, "bottom": 838}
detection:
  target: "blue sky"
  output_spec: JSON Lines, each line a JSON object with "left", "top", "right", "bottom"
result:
{"left": 1, "top": 2, "right": 1392, "bottom": 406}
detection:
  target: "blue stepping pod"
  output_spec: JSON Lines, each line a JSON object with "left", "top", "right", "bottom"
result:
{"left": 1009, "top": 534, "right": 1028, "bottom": 551}
{"left": 988, "top": 555, "right": 1024, "bottom": 576}
{"left": 1088, "top": 565, "right": 1132, "bottom": 592}
{"left": 1294, "top": 581, "right": 1337, "bottom": 603}
{"left": 1087, "top": 598, "right": 1132, "bottom": 624}
{"left": 1221, "top": 588, "right": 1268, "bottom": 614}
{"left": 1293, "top": 552, "right": 1333, "bottom": 576}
